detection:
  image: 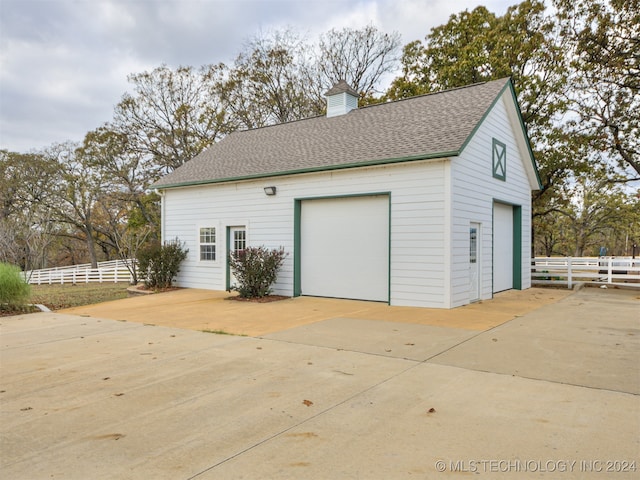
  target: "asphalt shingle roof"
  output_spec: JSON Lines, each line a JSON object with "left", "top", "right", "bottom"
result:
{"left": 153, "top": 78, "right": 510, "bottom": 188}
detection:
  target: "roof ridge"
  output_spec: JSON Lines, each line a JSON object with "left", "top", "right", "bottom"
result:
{"left": 152, "top": 77, "right": 516, "bottom": 190}
{"left": 231, "top": 77, "right": 509, "bottom": 135}
{"left": 359, "top": 77, "right": 509, "bottom": 111}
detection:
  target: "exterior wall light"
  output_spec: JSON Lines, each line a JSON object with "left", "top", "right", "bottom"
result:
{"left": 264, "top": 186, "right": 277, "bottom": 196}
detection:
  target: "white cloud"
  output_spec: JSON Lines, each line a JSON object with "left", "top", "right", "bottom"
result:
{"left": 0, "top": 0, "right": 515, "bottom": 152}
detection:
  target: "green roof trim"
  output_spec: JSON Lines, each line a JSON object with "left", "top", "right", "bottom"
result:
{"left": 151, "top": 78, "right": 539, "bottom": 191}
{"left": 155, "top": 150, "right": 460, "bottom": 190}
{"left": 458, "top": 78, "right": 542, "bottom": 191}
{"left": 505, "top": 80, "right": 542, "bottom": 190}
{"left": 457, "top": 80, "right": 510, "bottom": 155}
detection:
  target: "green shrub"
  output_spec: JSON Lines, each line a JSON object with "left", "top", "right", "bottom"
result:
{"left": 0, "top": 262, "right": 31, "bottom": 309}
{"left": 137, "top": 239, "right": 188, "bottom": 289}
{"left": 229, "top": 246, "right": 287, "bottom": 298}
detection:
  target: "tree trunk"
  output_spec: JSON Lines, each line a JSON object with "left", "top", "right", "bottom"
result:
{"left": 84, "top": 226, "right": 99, "bottom": 268}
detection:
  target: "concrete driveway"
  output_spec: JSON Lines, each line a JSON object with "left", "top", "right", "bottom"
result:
{"left": 1, "top": 288, "right": 638, "bottom": 479}
{"left": 58, "top": 287, "right": 574, "bottom": 335}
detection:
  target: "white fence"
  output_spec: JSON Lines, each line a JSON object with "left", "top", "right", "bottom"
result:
{"left": 23, "top": 259, "right": 137, "bottom": 285}
{"left": 532, "top": 257, "right": 640, "bottom": 289}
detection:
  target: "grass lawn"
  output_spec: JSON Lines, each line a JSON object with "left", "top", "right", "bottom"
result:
{"left": 28, "top": 283, "right": 131, "bottom": 310}
{"left": 2, "top": 282, "right": 131, "bottom": 316}
{"left": 1, "top": 283, "right": 194, "bottom": 317}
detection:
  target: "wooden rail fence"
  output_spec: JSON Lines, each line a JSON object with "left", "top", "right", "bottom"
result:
{"left": 532, "top": 257, "right": 640, "bottom": 289}
{"left": 23, "top": 259, "right": 137, "bottom": 285}
{"left": 22, "top": 257, "right": 639, "bottom": 289}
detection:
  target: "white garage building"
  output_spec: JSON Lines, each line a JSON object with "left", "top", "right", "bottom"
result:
{"left": 153, "top": 78, "right": 541, "bottom": 308}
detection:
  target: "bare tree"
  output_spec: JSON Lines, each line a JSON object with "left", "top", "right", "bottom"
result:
{"left": 113, "top": 64, "right": 232, "bottom": 174}
{"left": 316, "top": 25, "right": 402, "bottom": 97}
{"left": 45, "top": 143, "right": 104, "bottom": 268}
{"left": 221, "top": 29, "right": 321, "bottom": 129}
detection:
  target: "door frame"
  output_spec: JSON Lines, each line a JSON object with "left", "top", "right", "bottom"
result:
{"left": 491, "top": 200, "right": 523, "bottom": 294}
{"left": 226, "top": 225, "right": 247, "bottom": 291}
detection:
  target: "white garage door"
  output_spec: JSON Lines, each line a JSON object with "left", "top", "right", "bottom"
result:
{"left": 493, "top": 202, "right": 513, "bottom": 293}
{"left": 301, "top": 195, "right": 389, "bottom": 302}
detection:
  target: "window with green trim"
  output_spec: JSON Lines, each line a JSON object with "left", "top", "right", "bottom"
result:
{"left": 492, "top": 138, "right": 506, "bottom": 181}
{"left": 199, "top": 227, "right": 216, "bottom": 261}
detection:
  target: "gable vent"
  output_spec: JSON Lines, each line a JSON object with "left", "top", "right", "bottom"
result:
{"left": 325, "top": 80, "right": 359, "bottom": 118}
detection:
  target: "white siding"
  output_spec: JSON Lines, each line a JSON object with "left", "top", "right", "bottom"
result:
{"left": 162, "top": 160, "right": 449, "bottom": 307}
{"left": 450, "top": 92, "right": 534, "bottom": 307}
{"left": 162, "top": 89, "right": 535, "bottom": 309}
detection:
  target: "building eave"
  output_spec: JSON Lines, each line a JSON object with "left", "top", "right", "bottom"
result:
{"left": 153, "top": 150, "right": 460, "bottom": 190}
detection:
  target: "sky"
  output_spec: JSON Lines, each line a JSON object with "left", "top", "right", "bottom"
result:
{"left": 0, "top": 0, "right": 515, "bottom": 153}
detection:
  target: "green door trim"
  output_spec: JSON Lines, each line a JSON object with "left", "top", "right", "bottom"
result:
{"left": 513, "top": 205, "right": 522, "bottom": 290}
{"left": 226, "top": 226, "right": 247, "bottom": 291}
{"left": 225, "top": 226, "right": 232, "bottom": 291}
{"left": 492, "top": 200, "right": 523, "bottom": 293}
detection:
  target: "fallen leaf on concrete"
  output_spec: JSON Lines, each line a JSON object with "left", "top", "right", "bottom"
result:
{"left": 303, "top": 399, "right": 313, "bottom": 406}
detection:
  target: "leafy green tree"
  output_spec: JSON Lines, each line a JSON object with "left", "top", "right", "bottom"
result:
{"left": 0, "top": 150, "right": 59, "bottom": 270}
{"left": 555, "top": 0, "right": 639, "bottom": 179}
{"left": 386, "top": 5, "right": 500, "bottom": 95}
{"left": 386, "top": 1, "right": 567, "bottom": 139}
{"left": 534, "top": 165, "right": 639, "bottom": 256}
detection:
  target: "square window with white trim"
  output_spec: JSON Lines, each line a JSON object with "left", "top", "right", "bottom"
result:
{"left": 199, "top": 227, "right": 216, "bottom": 261}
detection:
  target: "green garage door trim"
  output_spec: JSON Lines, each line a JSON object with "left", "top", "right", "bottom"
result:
{"left": 491, "top": 199, "right": 523, "bottom": 294}
{"left": 293, "top": 192, "right": 391, "bottom": 303}
{"left": 513, "top": 205, "right": 522, "bottom": 290}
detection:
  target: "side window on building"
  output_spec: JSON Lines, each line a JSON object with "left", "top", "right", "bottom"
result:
{"left": 199, "top": 227, "right": 216, "bottom": 261}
